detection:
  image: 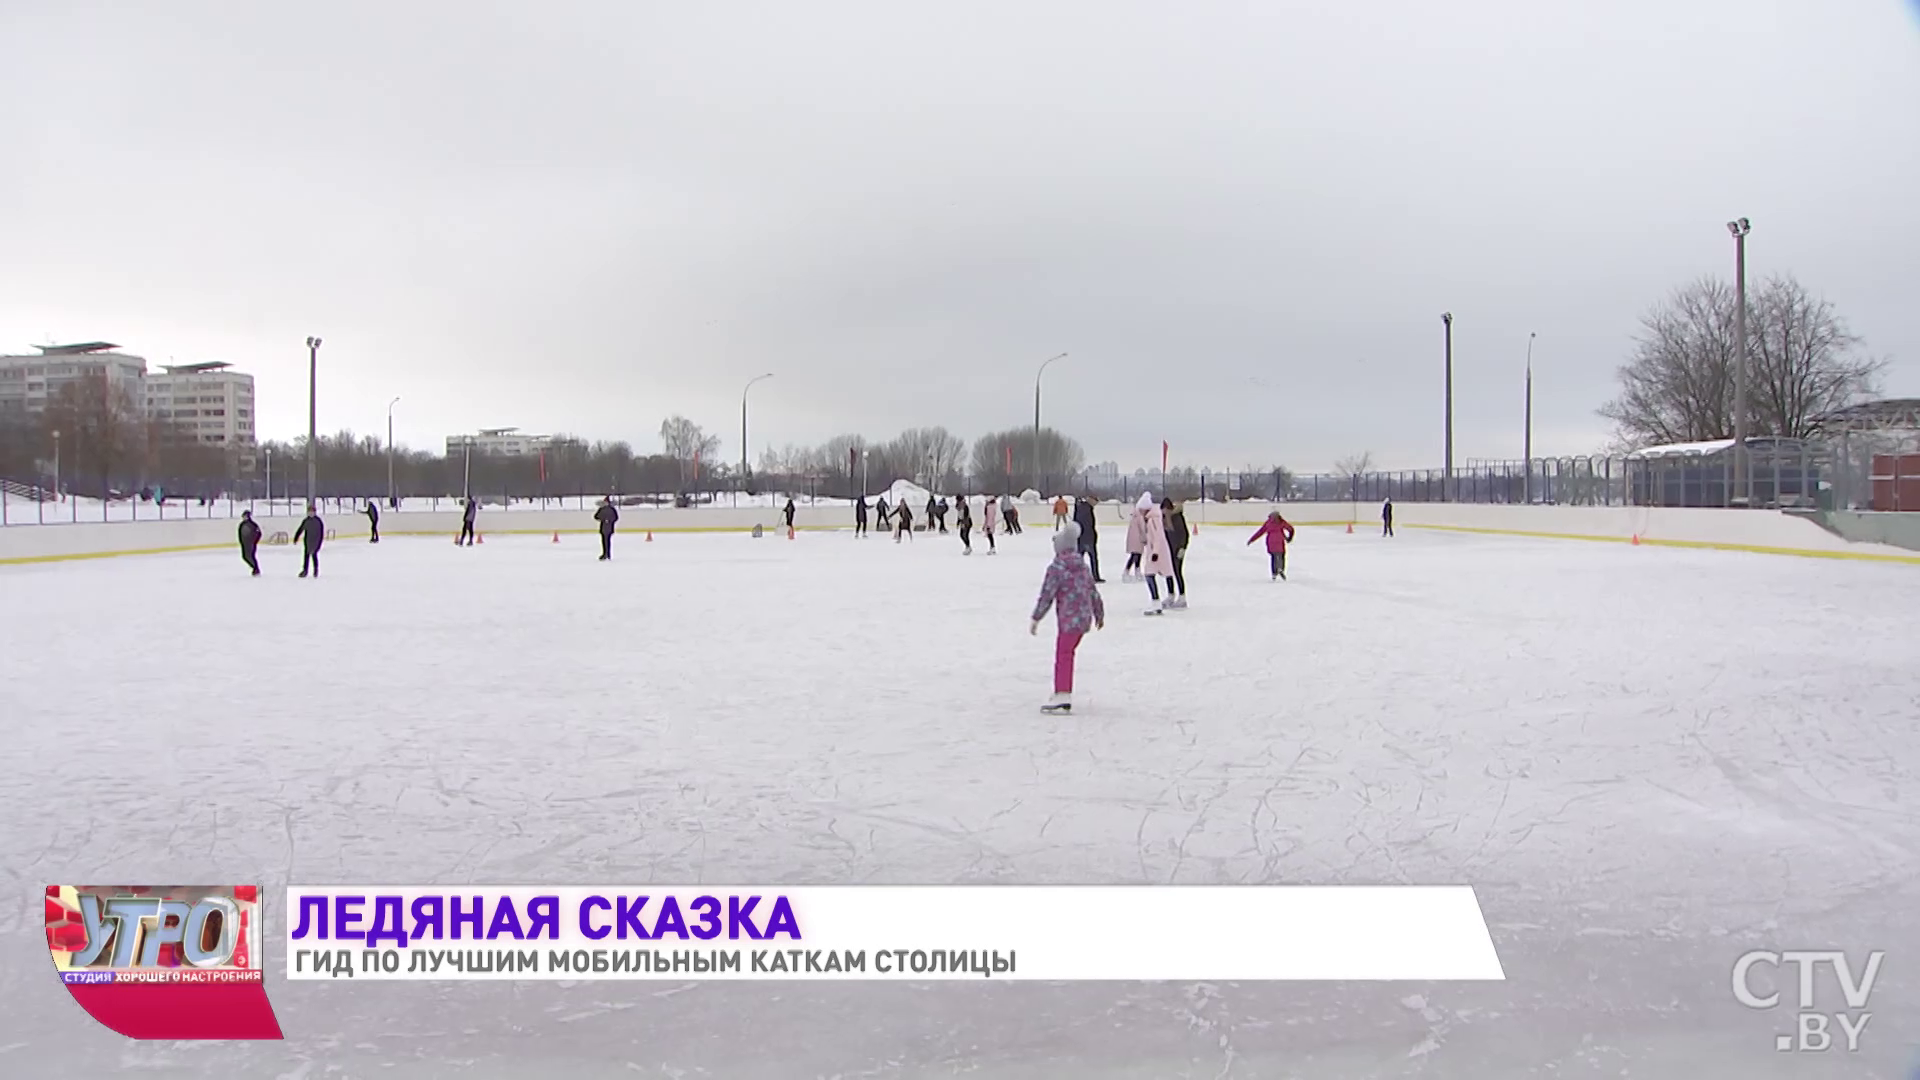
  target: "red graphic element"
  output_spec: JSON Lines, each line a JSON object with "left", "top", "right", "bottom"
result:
{"left": 46, "top": 885, "right": 283, "bottom": 1040}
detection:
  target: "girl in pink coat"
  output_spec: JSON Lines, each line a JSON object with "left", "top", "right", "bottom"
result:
{"left": 1136, "top": 494, "right": 1178, "bottom": 614}
{"left": 1247, "top": 510, "right": 1296, "bottom": 580}
{"left": 1122, "top": 493, "right": 1151, "bottom": 580}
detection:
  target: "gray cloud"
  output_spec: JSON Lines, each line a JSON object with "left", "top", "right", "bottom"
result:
{"left": 3, "top": 0, "right": 1915, "bottom": 473}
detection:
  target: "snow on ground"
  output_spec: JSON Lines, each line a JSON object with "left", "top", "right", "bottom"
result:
{"left": 4, "top": 526, "right": 1919, "bottom": 1078}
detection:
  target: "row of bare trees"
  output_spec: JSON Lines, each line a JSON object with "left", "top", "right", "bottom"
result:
{"left": 0, "top": 379, "right": 232, "bottom": 497}
{"left": 1600, "top": 273, "right": 1884, "bottom": 447}
{"left": 754, "top": 425, "right": 1087, "bottom": 496}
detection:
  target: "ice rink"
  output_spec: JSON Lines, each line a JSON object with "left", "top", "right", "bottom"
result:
{"left": 5, "top": 522, "right": 1919, "bottom": 1078}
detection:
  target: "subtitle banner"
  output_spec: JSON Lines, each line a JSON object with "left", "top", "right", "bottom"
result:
{"left": 286, "top": 885, "right": 1504, "bottom": 981}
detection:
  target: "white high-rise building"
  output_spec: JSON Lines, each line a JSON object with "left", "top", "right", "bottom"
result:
{"left": 145, "top": 362, "right": 258, "bottom": 471}
{"left": 0, "top": 343, "right": 148, "bottom": 420}
{"left": 446, "top": 428, "right": 551, "bottom": 457}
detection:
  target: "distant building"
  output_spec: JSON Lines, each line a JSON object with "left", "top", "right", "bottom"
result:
{"left": 145, "top": 361, "right": 258, "bottom": 471}
{"left": 0, "top": 343, "right": 148, "bottom": 420}
{"left": 447, "top": 427, "right": 551, "bottom": 457}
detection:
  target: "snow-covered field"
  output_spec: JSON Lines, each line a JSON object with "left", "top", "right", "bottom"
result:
{"left": 4, "top": 526, "right": 1918, "bottom": 1078}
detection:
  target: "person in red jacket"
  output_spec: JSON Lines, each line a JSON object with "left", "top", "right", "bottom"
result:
{"left": 1247, "top": 510, "right": 1295, "bottom": 580}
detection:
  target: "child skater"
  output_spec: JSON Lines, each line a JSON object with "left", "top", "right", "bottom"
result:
{"left": 1122, "top": 492, "right": 1152, "bottom": 580}
{"left": 894, "top": 500, "right": 915, "bottom": 542}
{"left": 1160, "top": 497, "right": 1189, "bottom": 608}
{"left": 1031, "top": 522, "right": 1104, "bottom": 713}
{"left": 981, "top": 495, "right": 999, "bottom": 554}
{"left": 1247, "top": 509, "right": 1296, "bottom": 580}
{"left": 956, "top": 495, "right": 974, "bottom": 554}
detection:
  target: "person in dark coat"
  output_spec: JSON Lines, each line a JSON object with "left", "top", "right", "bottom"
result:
{"left": 894, "top": 501, "right": 914, "bottom": 542}
{"left": 956, "top": 496, "right": 974, "bottom": 554}
{"left": 1160, "top": 498, "right": 1189, "bottom": 607}
{"left": 782, "top": 498, "right": 796, "bottom": 531}
{"left": 934, "top": 497, "right": 949, "bottom": 533}
{"left": 924, "top": 495, "right": 937, "bottom": 533}
{"left": 364, "top": 499, "right": 381, "bottom": 543}
{"left": 292, "top": 504, "right": 324, "bottom": 578}
{"left": 1002, "top": 499, "right": 1022, "bottom": 534}
{"left": 1382, "top": 497, "right": 1394, "bottom": 537}
{"left": 595, "top": 497, "right": 620, "bottom": 560}
{"left": 1072, "top": 496, "right": 1103, "bottom": 582}
{"left": 459, "top": 497, "right": 477, "bottom": 546}
{"left": 855, "top": 496, "right": 869, "bottom": 538}
{"left": 238, "top": 510, "right": 262, "bottom": 576}
{"left": 875, "top": 496, "right": 892, "bottom": 529}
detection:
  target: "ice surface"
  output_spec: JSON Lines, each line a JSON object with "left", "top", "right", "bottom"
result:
{"left": 4, "top": 525, "right": 1919, "bottom": 1078}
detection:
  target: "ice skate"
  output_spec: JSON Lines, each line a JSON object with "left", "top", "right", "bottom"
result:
{"left": 1041, "top": 692, "right": 1072, "bottom": 714}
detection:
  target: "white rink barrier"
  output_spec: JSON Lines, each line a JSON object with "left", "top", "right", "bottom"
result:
{"left": 1, "top": 500, "right": 1917, "bottom": 566}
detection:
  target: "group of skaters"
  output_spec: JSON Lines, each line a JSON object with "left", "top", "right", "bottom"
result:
{"left": 236, "top": 503, "right": 330, "bottom": 578}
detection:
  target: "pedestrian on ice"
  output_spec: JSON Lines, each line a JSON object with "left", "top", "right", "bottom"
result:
{"left": 595, "top": 496, "right": 620, "bottom": 560}
{"left": 894, "top": 500, "right": 915, "bottom": 542}
{"left": 459, "top": 496, "right": 478, "bottom": 546}
{"left": 1382, "top": 497, "right": 1394, "bottom": 537}
{"left": 1052, "top": 495, "right": 1070, "bottom": 530}
{"left": 855, "top": 496, "right": 869, "bottom": 537}
{"left": 1030, "top": 521, "right": 1105, "bottom": 714}
{"left": 1248, "top": 510, "right": 1296, "bottom": 580}
{"left": 1160, "top": 497, "right": 1189, "bottom": 608}
{"left": 875, "top": 495, "right": 892, "bottom": 530}
{"left": 981, "top": 495, "right": 999, "bottom": 554}
{"left": 1137, "top": 497, "right": 1178, "bottom": 613}
{"left": 924, "top": 495, "right": 937, "bottom": 533}
{"left": 293, "top": 503, "right": 325, "bottom": 578}
{"left": 935, "top": 496, "right": 950, "bottom": 533}
{"left": 238, "top": 510, "right": 262, "bottom": 576}
{"left": 1002, "top": 499, "right": 1022, "bottom": 534}
{"left": 1073, "top": 495, "right": 1104, "bottom": 582}
{"left": 1122, "top": 492, "right": 1153, "bottom": 580}
{"left": 783, "top": 497, "right": 796, "bottom": 531}
{"left": 956, "top": 495, "right": 974, "bottom": 554}
{"left": 364, "top": 499, "right": 381, "bottom": 543}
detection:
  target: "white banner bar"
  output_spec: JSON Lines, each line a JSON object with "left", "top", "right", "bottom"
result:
{"left": 285, "top": 886, "right": 1503, "bottom": 981}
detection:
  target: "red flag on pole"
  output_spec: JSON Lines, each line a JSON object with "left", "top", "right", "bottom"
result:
{"left": 539, "top": 450, "right": 547, "bottom": 483}
{"left": 1162, "top": 441, "right": 1169, "bottom": 472}
{"left": 1004, "top": 444, "right": 1012, "bottom": 473}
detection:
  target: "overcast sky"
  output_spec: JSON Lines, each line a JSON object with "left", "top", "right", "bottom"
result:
{"left": 3, "top": 1, "right": 1916, "bottom": 473}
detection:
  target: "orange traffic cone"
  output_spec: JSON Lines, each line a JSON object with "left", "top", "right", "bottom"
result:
{"left": 1346, "top": 522, "right": 1354, "bottom": 534}
{"left": 476, "top": 532, "right": 484, "bottom": 544}
{"left": 1631, "top": 533, "right": 1641, "bottom": 546}
{"left": 552, "top": 531, "right": 560, "bottom": 543}
{"left": 646, "top": 530, "right": 653, "bottom": 542}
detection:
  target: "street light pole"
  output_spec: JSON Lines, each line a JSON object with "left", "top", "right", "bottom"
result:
{"left": 387, "top": 396, "right": 401, "bottom": 507}
{"left": 742, "top": 372, "right": 774, "bottom": 496}
{"left": 1727, "top": 217, "right": 1752, "bottom": 507}
{"left": 1033, "top": 352, "right": 1068, "bottom": 496}
{"left": 1441, "top": 314, "right": 1454, "bottom": 501}
{"left": 305, "top": 336, "right": 322, "bottom": 506}
{"left": 1524, "top": 332, "right": 1536, "bottom": 504}
{"left": 51, "top": 429, "right": 60, "bottom": 501}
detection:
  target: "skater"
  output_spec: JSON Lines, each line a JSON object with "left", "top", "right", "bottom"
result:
{"left": 1248, "top": 510, "right": 1296, "bottom": 580}
{"left": 364, "top": 499, "right": 380, "bottom": 543}
{"left": 1161, "top": 498, "right": 1189, "bottom": 608}
{"left": 1382, "top": 497, "right": 1394, "bottom": 537}
{"left": 1073, "top": 495, "right": 1104, "bottom": 582}
{"left": 783, "top": 497, "right": 796, "bottom": 532}
{"left": 894, "top": 501, "right": 915, "bottom": 542}
{"left": 875, "top": 495, "right": 892, "bottom": 530}
{"left": 237, "top": 510, "right": 262, "bottom": 576}
{"left": 935, "top": 496, "right": 950, "bottom": 533}
{"left": 1052, "top": 495, "right": 1070, "bottom": 530}
{"left": 981, "top": 495, "right": 999, "bottom": 554}
{"left": 855, "top": 496, "right": 869, "bottom": 537}
{"left": 1030, "top": 522, "right": 1105, "bottom": 713}
{"left": 1138, "top": 497, "right": 1178, "bottom": 613}
{"left": 595, "top": 496, "right": 619, "bottom": 560}
{"left": 459, "top": 497, "right": 478, "bottom": 546}
{"left": 1122, "top": 492, "right": 1152, "bottom": 580}
{"left": 1002, "top": 499, "right": 1022, "bottom": 534}
{"left": 956, "top": 495, "right": 973, "bottom": 553}
{"left": 924, "top": 495, "right": 937, "bottom": 533}
{"left": 293, "top": 503, "right": 325, "bottom": 578}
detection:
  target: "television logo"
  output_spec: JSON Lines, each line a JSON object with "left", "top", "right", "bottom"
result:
{"left": 45, "top": 885, "right": 282, "bottom": 1039}
{"left": 1732, "top": 949, "right": 1883, "bottom": 1053}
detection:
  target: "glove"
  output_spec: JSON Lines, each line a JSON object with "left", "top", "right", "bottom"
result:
{"left": 1094, "top": 617, "right": 1105, "bottom": 631}
{"left": 1029, "top": 620, "right": 1040, "bottom": 636}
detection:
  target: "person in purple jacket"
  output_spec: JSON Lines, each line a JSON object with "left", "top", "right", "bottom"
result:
{"left": 1030, "top": 522, "right": 1105, "bottom": 714}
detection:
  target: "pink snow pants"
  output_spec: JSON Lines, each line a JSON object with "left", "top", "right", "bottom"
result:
{"left": 1054, "top": 631, "right": 1084, "bottom": 693}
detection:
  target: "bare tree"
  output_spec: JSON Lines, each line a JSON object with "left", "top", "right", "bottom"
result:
{"left": 1334, "top": 451, "right": 1374, "bottom": 508}
{"left": 41, "top": 377, "right": 144, "bottom": 496}
{"left": 1600, "top": 275, "right": 1882, "bottom": 447}
{"left": 968, "top": 427, "right": 1084, "bottom": 494}
{"left": 658, "top": 415, "right": 721, "bottom": 487}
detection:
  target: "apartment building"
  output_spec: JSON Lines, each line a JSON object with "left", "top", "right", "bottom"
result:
{"left": 0, "top": 343, "right": 148, "bottom": 420}
{"left": 446, "top": 428, "right": 551, "bottom": 457}
{"left": 145, "top": 361, "right": 258, "bottom": 470}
